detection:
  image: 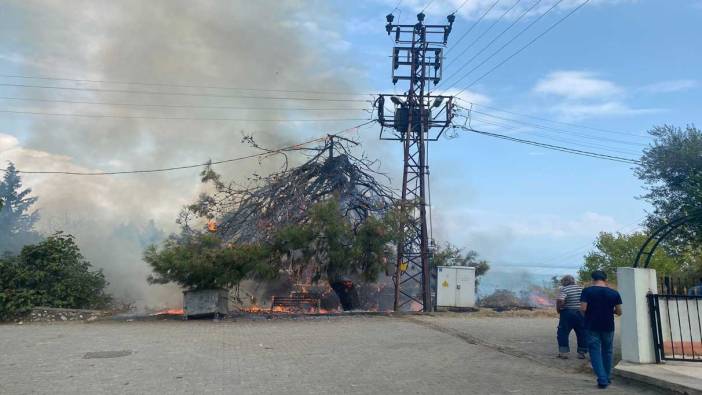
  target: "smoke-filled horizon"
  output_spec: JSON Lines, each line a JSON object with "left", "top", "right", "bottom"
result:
{"left": 0, "top": 0, "right": 617, "bottom": 309}
{"left": 0, "top": 0, "right": 393, "bottom": 308}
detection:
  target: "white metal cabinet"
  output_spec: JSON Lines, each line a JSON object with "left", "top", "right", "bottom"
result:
{"left": 436, "top": 266, "right": 476, "bottom": 308}
{"left": 436, "top": 266, "right": 457, "bottom": 306}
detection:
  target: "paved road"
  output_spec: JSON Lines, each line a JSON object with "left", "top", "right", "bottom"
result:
{"left": 0, "top": 314, "right": 660, "bottom": 394}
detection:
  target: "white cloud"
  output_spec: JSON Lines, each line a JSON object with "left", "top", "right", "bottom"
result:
{"left": 440, "top": 88, "right": 491, "bottom": 105}
{"left": 642, "top": 79, "right": 698, "bottom": 94}
{"left": 531, "top": 70, "right": 662, "bottom": 120}
{"left": 551, "top": 101, "right": 661, "bottom": 120}
{"left": 533, "top": 71, "right": 623, "bottom": 100}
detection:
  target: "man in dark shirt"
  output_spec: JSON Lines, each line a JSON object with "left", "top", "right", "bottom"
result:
{"left": 580, "top": 270, "right": 622, "bottom": 389}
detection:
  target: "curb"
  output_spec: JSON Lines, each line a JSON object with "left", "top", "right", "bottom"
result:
{"left": 614, "top": 363, "right": 702, "bottom": 395}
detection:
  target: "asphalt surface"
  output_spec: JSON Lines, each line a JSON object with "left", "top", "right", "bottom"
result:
{"left": 0, "top": 314, "right": 662, "bottom": 394}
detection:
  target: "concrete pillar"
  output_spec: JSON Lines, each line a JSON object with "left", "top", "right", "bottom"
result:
{"left": 617, "top": 267, "right": 658, "bottom": 363}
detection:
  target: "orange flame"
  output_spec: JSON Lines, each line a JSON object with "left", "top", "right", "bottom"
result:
{"left": 529, "top": 294, "right": 553, "bottom": 307}
{"left": 151, "top": 308, "right": 184, "bottom": 316}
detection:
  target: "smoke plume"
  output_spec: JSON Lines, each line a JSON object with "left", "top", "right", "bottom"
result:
{"left": 0, "top": 0, "right": 371, "bottom": 308}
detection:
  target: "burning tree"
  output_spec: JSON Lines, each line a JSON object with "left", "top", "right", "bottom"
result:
{"left": 183, "top": 135, "right": 396, "bottom": 239}
{"left": 270, "top": 198, "right": 400, "bottom": 309}
{"left": 144, "top": 233, "right": 276, "bottom": 298}
{"left": 178, "top": 135, "right": 401, "bottom": 310}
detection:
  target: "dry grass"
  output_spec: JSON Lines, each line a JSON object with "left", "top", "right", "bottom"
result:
{"left": 430, "top": 308, "right": 558, "bottom": 319}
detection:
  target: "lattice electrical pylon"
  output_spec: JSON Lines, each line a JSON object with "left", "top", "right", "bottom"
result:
{"left": 377, "top": 12, "right": 455, "bottom": 312}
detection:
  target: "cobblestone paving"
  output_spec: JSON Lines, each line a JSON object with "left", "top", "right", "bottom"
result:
{"left": 0, "top": 315, "right": 660, "bottom": 394}
{"left": 411, "top": 313, "right": 625, "bottom": 374}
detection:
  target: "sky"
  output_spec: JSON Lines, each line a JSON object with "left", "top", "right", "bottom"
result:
{"left": 0, "top": 0, "right": 700, "bottom": 299}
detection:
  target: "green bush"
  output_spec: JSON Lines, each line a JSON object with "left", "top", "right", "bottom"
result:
{"left": 145, "top": 233, "right": 276, "bottom": 291}
{"left": 0, "top": 233, "right": 110, "bottom": 320}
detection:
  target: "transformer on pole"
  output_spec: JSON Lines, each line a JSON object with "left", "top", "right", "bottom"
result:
{"left": 377, "top": 12, "right": 455, "bottom": 312}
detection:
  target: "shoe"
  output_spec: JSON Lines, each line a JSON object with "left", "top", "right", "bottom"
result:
{"left": 577, "top": 352, "right": 586, "bottom": 359}
{"left": 557, "top": 353, "right": 568, "bottom": 359}
{"left": 597, "top": 384, "right": 608, "bottom": 389}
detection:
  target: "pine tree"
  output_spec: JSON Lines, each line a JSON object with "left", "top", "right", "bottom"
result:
{"left": 0, "top": 162, "right": 41, "bottom": 254}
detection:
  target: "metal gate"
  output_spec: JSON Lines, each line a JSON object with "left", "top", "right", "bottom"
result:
{"left": 647, "top": 277, "right": 702, "bottom": 363}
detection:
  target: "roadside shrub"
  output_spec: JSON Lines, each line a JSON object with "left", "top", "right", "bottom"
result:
{"left": 0, "top": 233, "right": 110, "bottom": 320}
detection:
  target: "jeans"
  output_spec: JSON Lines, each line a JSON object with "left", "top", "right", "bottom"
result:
{"left": 587, "top": 330, "right": 615, "bottom": 386}
{"left": 557, "top": 309, "right": 587, "bottom": 354}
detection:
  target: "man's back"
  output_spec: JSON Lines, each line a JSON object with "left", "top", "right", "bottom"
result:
{"left": 559, "top": 284, "right": 583, "bottom": 310}
{"left": 581, "top": 285, "right": 622, "bottom": 332}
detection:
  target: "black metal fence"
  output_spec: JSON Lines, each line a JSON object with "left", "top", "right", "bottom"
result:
{"left": 648, "top": 275, "right": 702, "bottom": 363}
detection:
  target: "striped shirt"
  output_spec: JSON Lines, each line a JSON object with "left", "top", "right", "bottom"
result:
{"left": 558, "top": 284, "right": 583, "bottom": 310}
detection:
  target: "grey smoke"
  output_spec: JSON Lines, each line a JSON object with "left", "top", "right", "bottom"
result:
{"left": 0, "top": 0, "right": 383, "bottom": 308}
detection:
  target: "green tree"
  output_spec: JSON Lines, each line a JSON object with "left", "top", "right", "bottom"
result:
{"left": 145, "top": 233, "right": 275, "bottom": 292}
{"left": 271, "top": 199, "right": 397, "bottom": 285}
{"left": 578, "top": 231, "right": 681, "bottom": 283}
{"left": 636, "top": 125, "right": 702, "bottom": 251}
{"left": 0, "top": 233, "right": 110, "bottom": 319}
{"left": 430, "top": 242, "right": 490, "bottom": 290}
{"left": 0, "top": 162, "right": 41, "bottom": 254}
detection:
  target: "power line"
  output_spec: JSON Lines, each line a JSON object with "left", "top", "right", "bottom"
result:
{"left": 421, "top": 0, "right": 437, "bottom": 12}
{"left": 447, "top": 0, "right": 501, "bottom": 51}
{"left": 463, "top": 100, "right": 645, "bottom": 137}
{"left": 456, "top": 125, "right": 642, "bottom": 164}
{"left": 0, "top": 96, "right": 368, "bottom": 112}
{"left": 0, "top": 74, "right": 370, "bottom": 97}
{"left": 0, "top": 109, "right": 369, "bottom": 123}
{"left": 452, "top": 0, "right": 472, "bottom": 14}
{"left": 0, "top": 83, "right": 370, "bottom": 103}
{"left": 11, "top": 120, "right": 376, "bottom": 176}
{"left": 448, "top": 0, "right": 564, "bottom": 91}
{"left": 466, "top": 115, "right": 642, "bottom": 156}
{"left": 444, "top": 0, "right": 520, "bottom": 70}
{"left": 463, "top": 108, "right": 648, "bottom": 147}
{"left": 456, "top": 0, "right": 591, "bottom": 93}
{"left": 537, "top": 215, "right": 646, "bottom": 267}
{"left": 443, "top": 0, "right": 543, "bottom": 86}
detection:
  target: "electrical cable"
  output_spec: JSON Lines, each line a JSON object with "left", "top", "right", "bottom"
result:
{"left": 536, "top": 215, "right": 646, "bottom": 267}
{"left": 0, "top": 74, "right": 371, "bottom": 97}
{"left": 448, "top": 0, "right": 565, "bottom": 90}
{"left": 456, "top": 0, "right": 591, "bottom": 93}
{"left": 456, "top": 125, "right": 641, "bottom": 164}
{"left": 452, "top": 0, "right": 472, "bottom": 14}
{"left": 460, "top": 99, "right": 645, "bottom": 137}
{"left": 0, "top": 83, "right": 370, "bottom": 103}
{"left": 443, "top": 0, "right": 543, "bottom": 86}
{"left": 0, "top": 109, "right": 368, "bottom": 123}
{"left": 421, "top": 0, "right": 437, "bottom": 12}
{"left": 11, "top": 120, "right": 375, "bottom": 176}
{"left": 443, "top": 0, "right": 521, "bottom": 70}
{"left": 0, "top": 96, "right": 367, "bottom": 112}
{"left": 461, "top": 107, "right": 649, "bottom": 147}
{"left": 446, "top": 0, "right": 501, "bottom": 50}
{"left": 465, "top": 115, "right": 642, "bottom": 156}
